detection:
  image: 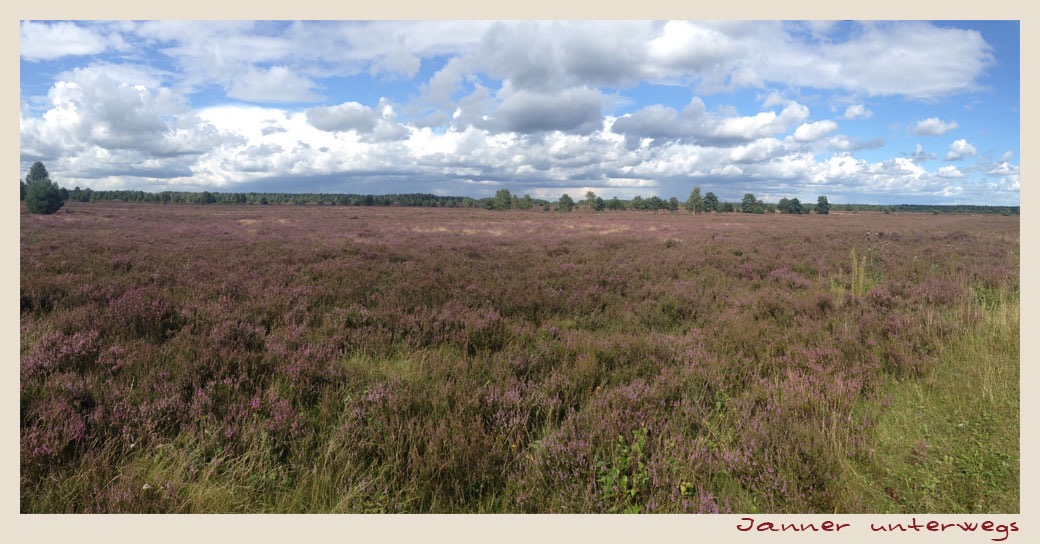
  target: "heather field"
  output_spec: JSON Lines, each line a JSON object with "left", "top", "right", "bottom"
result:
{"left": 19, "top": 202, "right": 1019, "bottom": 513}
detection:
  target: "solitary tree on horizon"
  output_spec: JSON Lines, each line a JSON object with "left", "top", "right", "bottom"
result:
{"left": 494, "top": 188, "right": 513, "bottom": 210}
{"left": 558, "top": 193, "right": 575, "bottom": 212}
{"left": 24, "top": 161, "right": 65, "bottom": 215}
{"left": 741, "top": 193, "right": 758, "bottom": 213}
{"left": 686, "top": 187, "right": 703, "bottom": 212}
{"left": 817, "top": 195, "right": 830, "bottom": 215}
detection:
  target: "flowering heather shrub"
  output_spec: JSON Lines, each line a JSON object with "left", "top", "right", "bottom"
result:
{"left": 105, "top": 287, "right": 183, "bottom": 341}
{"left": 21, "top": 372, "right": 97, "bottom": 473}
{"left": 262, "top": 390, "right": 305, "bottom": 459}
{"left": 337, "top": 371, "right": 526, "bottom": 508}
{"left": 98, "top": 344, "right": 129, "bottom": 374}
{"left": 712, "top": 362, "right": 873, "bottom": 510}
{"left": 478, "top": 380, "right": 529, "bottom": 438}
{"left": 910, "top": 278, "right": 966, "bottom": 306}
{"left": 972, "top": 264, "right": 1017, "bottom": 290}
{"left": 20, "top": 276, "right": 68, "bottom": 314}
{"left": 271, "top": 340, "right": 346, "bottom": 403}
{"left": 768, "top": 266, "right": 812, "bottom": 290}
{"left": 134, "top": 370, "right": 190, "bottom": 442}
{"left": 866, "top": 284, "right": 903, "bottom": 309}
{"left": 109, "top": 254, "right": 134, "bottom": 273}
{"left": 85, "top": 479, "right": 180, "bottom": 514}
{"left": 210, "top": 317, "right": 267, "bottom": 352}
{"left": 85, "top": 379, "right": 145, "bottom": 450}
{"left": 20, "top": 203, "right": 1018, "bottom": 513}
{"left": 22, "top": 329, "right": 102, "bottom": 381}
{"left": 21, "top": 393, "right": 86, "bottom": 461}
{"left": 512, "top": 430, "right": 597, "bottom": 511}
{"left": 398, "top": 301, "right": 509, "bottom": 354}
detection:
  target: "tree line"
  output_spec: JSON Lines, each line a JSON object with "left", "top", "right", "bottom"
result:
{"left": 20, "top": 162, "right": 1019, "bottom": 216}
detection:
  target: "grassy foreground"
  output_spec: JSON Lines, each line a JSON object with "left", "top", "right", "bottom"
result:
{"left": 20, "top": 203, "right": 1018, "bottom": 513}
{"left": 838, "top": 288, "right": 1019, "bottom": 513}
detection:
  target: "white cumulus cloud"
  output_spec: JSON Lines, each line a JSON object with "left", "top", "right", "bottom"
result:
{"left": 910, "top": 143, "right": 936, "bottom": 162}
{"left": 228, "top": 65, "right": 322, "bottom": 103}
{"left": 21, "top": 21, "right": 126, "bottom": 60}
{"left": 914, "top": 117, "right": 959, "bottom": 136}
{"left": 792, "top": 120, "right": 839, "bottom": 142}
{"left": 829, "top": 135, "right": 884, "bottom": 151}
{"left": 16, "top": 20, "right": 1019, "bottom": 206}
{"left": 611, "top": 98, "right": 809, "bottom": 146}
{"left": 716, "top": 102, "right": 810, "bottom": 140}
{"left": 843, "top": 104, "right": 873, "bottom": 120}
{"left": 987, "top": 161, "right": 1019, "bottom": 176}
{"left": 21, "top": 66, "right": 218, "bottom": 159}
{"left": 729, "top": 138, "right": 784, "bottom": 163}
{"left": 944, "top": 139, "right": 977, "bottom": 161}
{"left": 307, "top": 102, "right": 379, "bottom": 132}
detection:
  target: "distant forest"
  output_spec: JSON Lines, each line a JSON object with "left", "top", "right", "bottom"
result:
{"left": 53, "top": 186, "right": 1019, "bottom": 216}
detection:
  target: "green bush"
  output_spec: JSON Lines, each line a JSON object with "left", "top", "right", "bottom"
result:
{"left": 24, "top": 162, "right": 65, "bottom": 215}
{"left": 25, "top": 178, "right": 66, "bottom": 215}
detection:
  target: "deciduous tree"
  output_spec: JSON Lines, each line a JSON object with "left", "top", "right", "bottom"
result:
{"left": 686, "top": 186, "right": 703, "bottom": 212}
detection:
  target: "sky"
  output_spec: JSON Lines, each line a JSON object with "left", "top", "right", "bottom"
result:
{"left": 18, "top": 20, "right": 1020, "bottom": 205}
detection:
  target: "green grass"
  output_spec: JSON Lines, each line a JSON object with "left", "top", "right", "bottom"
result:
{"left": 837, "top": 288, "right": 1019, "bottom": 513}
{"left": 829, "top": 247, "right": 875, "bottom": 305}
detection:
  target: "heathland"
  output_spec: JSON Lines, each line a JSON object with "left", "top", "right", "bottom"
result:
{"left": 20, "top": 202, "right": 1019, "bottom": 513}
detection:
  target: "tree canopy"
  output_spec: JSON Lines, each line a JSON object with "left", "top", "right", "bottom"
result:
{"left": 741, "top": 193, "right": 758, "bottom": 213}
{"left": 686, "top": 187, "right": 703, "bottom": 212}
{"left": 816, "top": 195, "right": 830, "bottom": 215}
{"left": 27, "top": 161, "right": 50, "bottom": 183}
{"left": 703, "top": 192, "right": 719, "bottom": 212}
{"left": 24, "top": 162, "right": 65, "bottom": 215}
{"left": 558, "top": 193, "right": 575, "bottom": 212}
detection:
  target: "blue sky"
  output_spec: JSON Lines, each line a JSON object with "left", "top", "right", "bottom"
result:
{"left": 19, "top": 20, "right": 1020, "bottom": 205}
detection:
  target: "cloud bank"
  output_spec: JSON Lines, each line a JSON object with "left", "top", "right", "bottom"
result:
{"left": 19, "top": 20, "right": 1018, "bottom": 205}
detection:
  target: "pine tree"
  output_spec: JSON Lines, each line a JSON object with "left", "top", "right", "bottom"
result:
{"left": 493, "top": 188, "right": 513, "bottom": 210}
{"left": 558, "top": 193, "right": 575, "bottom": 212}
{"left": 741, "top": 193, "right": 758, "bottom": 213}
{"left": 816, "top": 195, "right": 830, "bottom": 215}
{"left": 24, "top": 162, "right": 65, "bottom": 214}
{"left": 703, "top": 192, "right": 719, "bottom": 212}
{"left": 27, "top": 161, "right": 49, "bottom": 183}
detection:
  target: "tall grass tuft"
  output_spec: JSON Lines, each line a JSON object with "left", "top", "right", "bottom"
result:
{"left": 830, "top": 247, "right": 873, "bottom": 305}
{"left": 850, "top": 247, "right": 870, "bottom": 298}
